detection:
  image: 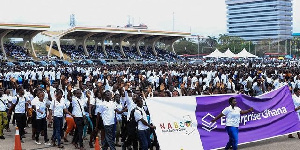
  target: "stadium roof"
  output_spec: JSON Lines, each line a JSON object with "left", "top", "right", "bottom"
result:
{"left": 0, "top": 23, "right": 50, "bottom": 38}
{"left": 0, "top": 23, "right": 50, "bottom": 59}
{"left": 42, "top": 26, "right": 191, "bottom": 59}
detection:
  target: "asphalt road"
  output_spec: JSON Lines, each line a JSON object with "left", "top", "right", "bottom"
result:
{"left": 2, "top": 123, "right": 300, "bottom": 150}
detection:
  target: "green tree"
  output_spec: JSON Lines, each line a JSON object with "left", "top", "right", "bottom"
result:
{"left": 173, "top": 38, "right": 197, "bottom": 55}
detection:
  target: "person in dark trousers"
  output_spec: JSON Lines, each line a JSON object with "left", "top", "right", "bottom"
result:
{"left": 134, "top": 97, "right": 156, "bottom": 150}
{"left": 68, "top": 87, "right": 86, "bottom": 150}
{"left": 49, "top": 89, "right": 73, "bottom": 148}
{"left": 8, "top": 83, "right": 30, "bottom": 143}
{"left": 211, "top": 97, "right": 253, "bottom": 150}
{"left": 34, "top": 92, "right": 51, "bottom": 145}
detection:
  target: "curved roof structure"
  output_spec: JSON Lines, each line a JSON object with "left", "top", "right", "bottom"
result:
{"left": 42, "top": 26, "right": 190, "bottom": 59}
{"left": 0, "top": 23, "right": 50, "bottom": 59}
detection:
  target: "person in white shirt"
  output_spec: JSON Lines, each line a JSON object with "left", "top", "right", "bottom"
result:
{"left": 68, "top": 88, "right": 86, "bottom": 150}
{"left": 0, "top": 89, "right": 8, "bottom": 139}
{"left": 93, "top": 91, "right": 105, "bottom": 145}
{"left": 8, "top": 85, "right": 30, "bottom": 143}
{"left": 34, "top": 92, "right": 51, "bottom": 145}
{"left": 114, "top": 94, "right": 123, "bottom": 147}
{"left": 134, "top": 96, "right": 156, "bottom": 150}
{"left": 49, "top": 89, "right": 73, "bottom": 149}
{"left": 96, "top": 90, "right": 124, "bottom": 150}
{"left": 55, "top": 70, "right": 61, "bottom": 85}
{"left": 31, "top": 70, "right": 37, "bottom": 86}
{"left": 211, "top": 97, "right": 253, "bottom": 150}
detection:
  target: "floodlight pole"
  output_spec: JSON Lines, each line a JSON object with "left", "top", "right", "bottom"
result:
{"left": 197, "top": 35, "right": 200, "bottom": 59}
{"left": 248, "top": 41, "right": 250, "bottom": 53}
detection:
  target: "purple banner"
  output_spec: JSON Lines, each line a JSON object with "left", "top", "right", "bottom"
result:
{"left": 196, "top": 86, "right": 300, "bottom": 150}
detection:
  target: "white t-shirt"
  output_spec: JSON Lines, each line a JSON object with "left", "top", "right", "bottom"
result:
{"left": 2, "top": 94, "right": 12, "bottom": 108}
{"left": 36, "top": 100, "right": 47, "bottom": 119}
{"left": 115, "top": 102, "right": 123, "bottom": 121}
{"left": 50, "top": 98, "right": 67, "bottom": 117}
{"left": 222, "top": 106, "right": 241, "bottom": 127}
{"left": 94, "top": 98, "right": 103, "bottom": 116}
{"left": 0, "top": 96, "right": 8, "bottom": 111}
{"left": 71, "top": 97, "right": 86, "bottom": 117}
{"left": 98, "top": 101, "right": 116, "bottom": 126}
{"left": 125, "top": 91, "right": 137, "bottom": 120}
{"left": 134, "top": 107, "right": 149, "bottom": 130}
{"left": 56, "top": 71, "right": 61, "bottom": 80}
{"left": 292, "top": 94, "right": 300, "bottom": 120}
{"left": 31, "top": 97, "right": 39, "bottom": 107}
{"left": 12, "top": 96, "right": 30, "bottom": 114}
{"left": 64, "top": 99, "right": 72, "bottom": 118}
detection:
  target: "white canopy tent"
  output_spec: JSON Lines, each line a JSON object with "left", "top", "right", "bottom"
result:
{"left": 221, "top": 48, "right": 236, "bottom": 58}
{"left": 203, "top": 49, "right": 223, "bottom": 58}
{"left": 236, "top": 48, "right": 258, "bottom": 58}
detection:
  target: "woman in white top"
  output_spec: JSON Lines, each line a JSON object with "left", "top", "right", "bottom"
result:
{"left": 211, "top": 97, "right": 253, "bottom": 150}
{"left": 34, "top": 92, "right": 51, "bottom": 145}
{"left": 49, "top": 89, "right": 73, "bottom": 148}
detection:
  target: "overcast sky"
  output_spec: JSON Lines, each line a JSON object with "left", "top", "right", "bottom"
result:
{"left": 0, "top": 0, "right": 299, "bottom": 41}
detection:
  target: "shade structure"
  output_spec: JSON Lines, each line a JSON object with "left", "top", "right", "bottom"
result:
{"left": 221, "top": 48, "right": 236, "bottom": 58}
{"left": 235, "top": 48, "right": 258, "bottom": 58}
{"left": 203, "top": 49, "right": 223, "bottom": 58}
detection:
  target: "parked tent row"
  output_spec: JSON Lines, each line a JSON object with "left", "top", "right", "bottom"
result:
{"left": 204, "top": 48, "right": 258, "bottom": 58}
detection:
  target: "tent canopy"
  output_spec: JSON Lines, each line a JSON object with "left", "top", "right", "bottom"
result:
{"left": 235, "top": 48, "right": 258, "bottom": 58}
{"left": 221, "top": 48, "right": 236, "bottom": 58}
{"left": 203, "top": 49, "right": 223, "bottom": 58}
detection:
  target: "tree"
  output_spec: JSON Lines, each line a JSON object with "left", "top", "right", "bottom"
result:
{"left": 206, "top": 36, "right": 217, "bottom": 48}
{"left": 173, "top": 38, "right": 197, "bottom": 55}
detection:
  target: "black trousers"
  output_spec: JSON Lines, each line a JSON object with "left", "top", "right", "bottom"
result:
{"left": 123, "top": 122, "right": 138, "bottom": 150}
{"left": 73, "top": 117, "right": 84, "bottom": 147}
{"left": 36, "top": 118, "right": 48, "bottom": 142}
{"left": 15, "top": 113, "right": 26, "bottom": 140}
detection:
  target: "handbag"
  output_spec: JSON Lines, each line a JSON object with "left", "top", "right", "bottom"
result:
{"left": 76, "top": 98, "right": 88, "bottom": 126}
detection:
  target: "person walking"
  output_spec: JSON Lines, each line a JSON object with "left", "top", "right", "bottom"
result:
{"left": 8, "top": 85, "right": 30, "bottom": 143}
{"left": 49, "top": 89, "right": 73, "bottom": 148}
{"left": 34, "top": 92, "right": 51, "bottom": 145}
{"left": 211, "top": 97, "right": 253, "bottom": 150}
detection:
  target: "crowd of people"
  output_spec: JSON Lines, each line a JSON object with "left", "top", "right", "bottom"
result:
{"left": 0, "top": 59, "right": 299, "bottom": 150}
{"left": 2, "top": 42, "right": 32, "bottom": 60}
{"left": 49, "top": 44, "right": 179, "bottom": 61}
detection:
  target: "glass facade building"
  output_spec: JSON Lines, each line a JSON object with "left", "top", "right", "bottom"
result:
{"left": 226, "top": 0, "right": 293, "bottom": 41}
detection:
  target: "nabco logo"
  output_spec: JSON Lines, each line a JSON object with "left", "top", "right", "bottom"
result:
{"left": 202, "top": 113, "right": 217, "bottom": 132}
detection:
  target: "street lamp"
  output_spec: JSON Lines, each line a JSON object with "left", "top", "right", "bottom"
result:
{"left": 197, "top": 35, "right": 200, "bottom": 59}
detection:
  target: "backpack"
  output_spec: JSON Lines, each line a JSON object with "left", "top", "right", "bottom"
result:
{"left": 127, "top": 107, "right": 142, "bottom": 134}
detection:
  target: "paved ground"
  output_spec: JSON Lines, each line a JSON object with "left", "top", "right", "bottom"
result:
{"left": 2, "top": 123, "right": 122, "bottom": 150}
{"left": 2, "top": 123, "right": 300, "bottom": 150}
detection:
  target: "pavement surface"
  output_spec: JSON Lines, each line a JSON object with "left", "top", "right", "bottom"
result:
{"left": 2, "top": 123, "right": 300, "bottom": 150}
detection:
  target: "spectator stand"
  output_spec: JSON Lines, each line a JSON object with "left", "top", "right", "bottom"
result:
{"left": 0, "top": 23, "right": 50, "bottom": 60}
{"left": 42, "top": 26, "right": 190, "bottom": 62}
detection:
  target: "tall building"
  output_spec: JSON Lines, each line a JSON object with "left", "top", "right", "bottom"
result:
{"left": 226, "top": 0, "right": 292, "bottom": 41}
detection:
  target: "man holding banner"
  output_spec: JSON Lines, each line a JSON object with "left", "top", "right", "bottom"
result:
{"left": 211, "top": 97, "right": 253, "bottom": 150}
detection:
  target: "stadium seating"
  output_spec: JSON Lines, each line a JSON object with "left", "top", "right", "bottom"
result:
{"left": 4, "top": 42, "right": 32, "bottom": 60}
{"left": 49, "top": 44, "right": 180, "bottom": 61}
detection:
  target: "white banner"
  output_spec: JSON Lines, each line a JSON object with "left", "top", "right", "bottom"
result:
{"left": 147, "top": 96, "right": 203, "bottom": 150}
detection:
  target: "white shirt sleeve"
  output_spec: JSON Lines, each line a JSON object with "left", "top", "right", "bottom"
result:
{"left": 222, "top": 107, "right": 230, "bottom": 115}
{"left": 49, "top": 100, "right": 54, "bottom": 110}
